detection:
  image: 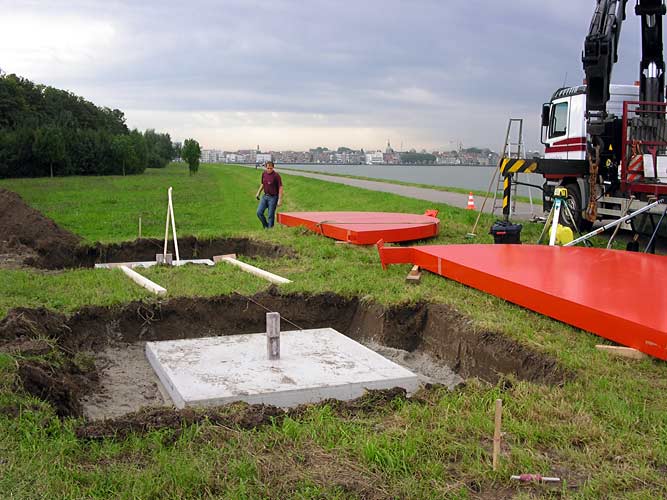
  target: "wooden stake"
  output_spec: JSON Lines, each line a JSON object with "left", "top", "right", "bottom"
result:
{"left": 120, "top": 265, "right": 166, "bottom": 296}
{"left": 139, "top": 216, "right": 142, "bottom": 239}
{"left": 595, "top": 345, "right": 648, "bottom": 360}
{"left": 217, "top": 255, "right": 292, "bottom": 284}
{"left": 406, "top": 265, "right": 421, "bottom": 283}
{"left": 493, "top": 398, "right": 502, "bottom": 471}
{"left": 213, "top": 254, "right": 237, "bottom": 262}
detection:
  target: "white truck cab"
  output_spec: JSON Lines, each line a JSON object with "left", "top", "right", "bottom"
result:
{"left": 542, "top": 84, "right": 639, "bottom": 161}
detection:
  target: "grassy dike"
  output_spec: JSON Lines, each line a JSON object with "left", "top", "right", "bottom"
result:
{"left": 0, "top": 163, "right": 665, "bottom": 498}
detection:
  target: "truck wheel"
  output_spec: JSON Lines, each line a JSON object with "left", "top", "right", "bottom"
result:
{"left": 562, "top": 183, "right": 592, "bottom": 232}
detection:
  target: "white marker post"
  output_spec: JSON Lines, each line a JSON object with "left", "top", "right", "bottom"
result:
{"left": 163, "top": 187, "right": 181, "bottom": 264}
{"left": 266, "top": 312, "right": 280, "bottom": 360}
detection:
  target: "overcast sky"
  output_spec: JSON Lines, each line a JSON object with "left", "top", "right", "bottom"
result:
{"left": 0, "top": 0, "right": 649, "bottom": 152}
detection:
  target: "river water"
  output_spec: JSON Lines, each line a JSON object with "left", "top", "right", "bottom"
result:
{"left": 272, "top": 163, "right": 544, "bottom": 198}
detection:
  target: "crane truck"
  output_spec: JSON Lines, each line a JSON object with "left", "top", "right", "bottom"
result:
{"left": 501, "top": 0, "right": 667, "bottom": 237}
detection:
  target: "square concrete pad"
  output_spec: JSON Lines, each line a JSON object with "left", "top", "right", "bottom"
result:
{"left": 145, "top": 328, "right": 419, "bottom": 408}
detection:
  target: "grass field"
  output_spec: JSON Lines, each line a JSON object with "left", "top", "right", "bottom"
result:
{"left": 0, "top": 163, "right": 666, "bottom": 499}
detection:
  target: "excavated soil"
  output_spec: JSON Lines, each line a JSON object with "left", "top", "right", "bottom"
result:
{"left": 0, "top": 292, "right": 571, "bottom": 436}
{"left": 0, "top": 188, "right": 82, "bottom": 269}
{"left": 0, "top": 187, "right": 294, "bottom": 269}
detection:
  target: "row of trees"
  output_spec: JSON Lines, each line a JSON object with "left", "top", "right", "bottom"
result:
{"left": 0, "top": 73, "right": 179, "bottom": 178}
{"left": 0, "top": 127, "right": 178, "bottom": 178}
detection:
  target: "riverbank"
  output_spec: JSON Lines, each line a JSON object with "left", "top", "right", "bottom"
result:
{"left": 270, "top": 166, "right": 538, "bottom": 217}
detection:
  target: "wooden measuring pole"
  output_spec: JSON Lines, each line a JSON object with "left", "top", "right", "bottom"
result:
{"left": 266, "top": 312, "right": 280, "bottom": 360}
{"left": 493, "top": 398, "right": 503, "bottom": 471}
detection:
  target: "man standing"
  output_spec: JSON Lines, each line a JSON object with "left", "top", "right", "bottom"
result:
{"left": 255, "top": 161, "right": 283, "bottom": 229}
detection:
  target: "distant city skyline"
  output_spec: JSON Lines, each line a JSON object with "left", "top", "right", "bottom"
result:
{"left": 195, "top": 143, "right": 510, "bottom": 167}
{"left": 0, "top": 1, "right": 649, "bottom": 152}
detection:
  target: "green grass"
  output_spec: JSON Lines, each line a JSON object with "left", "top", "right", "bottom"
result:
{"left": 0, "top": 163, "right": 666, "bottom": 498}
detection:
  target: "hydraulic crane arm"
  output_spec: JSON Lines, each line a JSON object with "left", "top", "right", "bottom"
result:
{"left": 581, "top": 0, "right": 666, "bottom": 222}
{"left": 582, "top": 0, "right": 628, "bottom": 137}
{"left": 582, "top": 0, "right": 666, "bottom": 137}
{"left": 636, "top": 0, "right": 666, "bottom": 104}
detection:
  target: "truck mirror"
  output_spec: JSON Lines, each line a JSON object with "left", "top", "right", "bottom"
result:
{"left": 541, "top": 104, "right": 550, "bottom": 127}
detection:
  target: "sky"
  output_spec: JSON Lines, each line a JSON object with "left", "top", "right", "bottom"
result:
{"left": 0, "top": 0, "right": 650, "bottom": 152}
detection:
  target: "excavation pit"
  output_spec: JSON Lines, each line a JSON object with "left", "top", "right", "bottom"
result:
{"left": 146, "top": 328, "right": 420, "bottom": 409}
{"left": 0, "top": 292, "right": 571, "bottom": 428}
{"left": 0, "top": 188, "right": 296, "bottom": 269}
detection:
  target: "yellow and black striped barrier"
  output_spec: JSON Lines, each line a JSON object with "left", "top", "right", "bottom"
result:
{"left": 499, "top": 158, "right": 538, "bottom": 176}
{"left": 499, "top": 157, "right": 539, "bottom": 216}
{"left": 503, "top": 176, "right": 511, "bottom": 214}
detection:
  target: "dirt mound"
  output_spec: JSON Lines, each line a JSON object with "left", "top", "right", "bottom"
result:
{"left": 0, "top": 188, "right": 82, "bottom": 268}
{"left": 76, "top": 388, "right": 410, "bottom": 440}
{"left": 76, "top": 403, "right": 286, "bottom": 440}
{"left": 18, "top": 358, "right": 99, "bottom": 417}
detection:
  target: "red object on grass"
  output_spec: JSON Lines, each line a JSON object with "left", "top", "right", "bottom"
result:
{"left": 277, "top": 211, "right": 439, "bottom": 244}
{"left": 377, "top": 241, "right": 667, "bottom": 361}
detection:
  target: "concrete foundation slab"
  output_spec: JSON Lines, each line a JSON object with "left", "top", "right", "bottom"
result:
{"left": 145, "top": 328, "right": 420, "bottom": 408}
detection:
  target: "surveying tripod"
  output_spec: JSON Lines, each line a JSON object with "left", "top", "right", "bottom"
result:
{"left": 537, "top": 187, "right": 580, "bottom": 246}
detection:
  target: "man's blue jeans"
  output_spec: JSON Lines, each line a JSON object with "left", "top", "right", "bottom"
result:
{"left": 257, "top": 194, "right": 278, "bottom": 228}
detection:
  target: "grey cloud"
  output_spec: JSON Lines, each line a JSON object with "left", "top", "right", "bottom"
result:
{"left": 3, "top": 0, "right": 654, "bottom": 149}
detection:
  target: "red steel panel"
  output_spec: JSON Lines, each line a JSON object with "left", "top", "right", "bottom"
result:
{"left": 278, "top": 211, "right": 439, "bottom": 244}
{"left": 377, "top": 242, "right": 667, "bottom": 360}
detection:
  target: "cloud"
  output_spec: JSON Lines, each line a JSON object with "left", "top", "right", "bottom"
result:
{"left": 0, "top": 12, "right": 117, "bottom": 79}
{"left": 0, "top": 0, "right": 652, "bottom": 151}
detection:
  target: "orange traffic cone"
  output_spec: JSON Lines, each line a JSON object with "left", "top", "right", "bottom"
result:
{"left": 466, "top": 192, "right": 476, "bottom": 210}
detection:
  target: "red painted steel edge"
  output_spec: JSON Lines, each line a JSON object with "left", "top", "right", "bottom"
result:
{"left": 277, "top": 211, "right": 439, "bottom": 244}
{"left": 377, "top": 241, "right": 667, "bottom": 360}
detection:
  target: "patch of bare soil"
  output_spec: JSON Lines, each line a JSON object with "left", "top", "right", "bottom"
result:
{"left": 363, "top": 340, "right": 464, "bottom": 388}
{"left": 79, "top": 342, "right": 170, "bottom": 421}
{"left": 0, "top": 188, "right": 82, "bottom": 268}
{"left": 17, "top": 357, "right": 99, "bottom": 418}
{"left": 0, "top": 292, "right": 571, "bottom": 430}
{"left": 0, "top": 187, "right": 295, "bottom": 269}
{"left": 76, "top": 403, "right": 287, "bottom": 441}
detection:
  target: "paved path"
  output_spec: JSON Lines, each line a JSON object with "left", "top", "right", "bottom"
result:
{"left": 245, "top": 165, "right": 667, "bottom": 251}
{"left": 276, "top": 167, "right": 539, "bottom": 220}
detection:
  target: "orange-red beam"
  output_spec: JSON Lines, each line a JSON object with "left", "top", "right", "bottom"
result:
{"left": 377, "top": 241, "right": 667, "bottom": 360}
{"left": 278, "top": 211, "right": 439, "bottom": 244}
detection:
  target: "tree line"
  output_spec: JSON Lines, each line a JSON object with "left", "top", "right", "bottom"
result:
{"left": 0, "top": 73, "right": 177, "bottom": 178}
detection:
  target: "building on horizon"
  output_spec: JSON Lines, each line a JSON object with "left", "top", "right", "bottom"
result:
{"left": 256, "top": 152, "right": 273, "bottom": 164}
{"left": 200, "top": 149, "right": 224, "bottom": 163}
{"left": 365, "top": 151, "right": 384, "bottom": 165}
